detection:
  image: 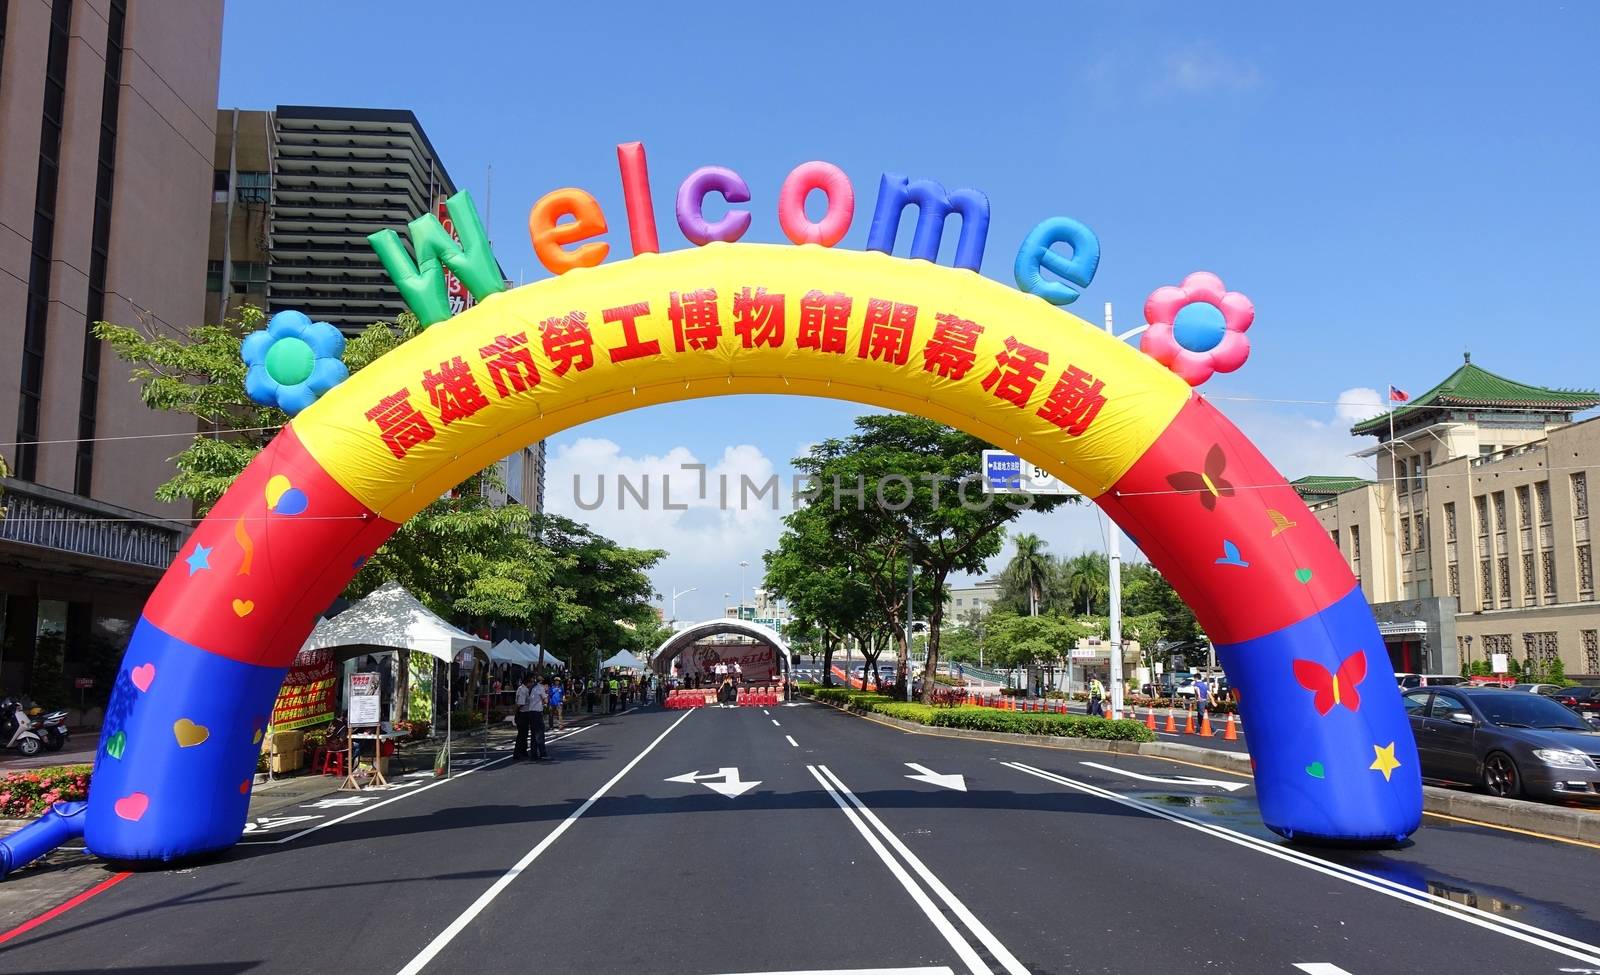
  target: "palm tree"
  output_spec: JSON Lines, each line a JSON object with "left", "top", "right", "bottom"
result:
{"left": 1063, "top": 552, "right": 1109, "bottom": 615}
{"left": 1001, "top": 533, "right": 1053, "bottom": 616}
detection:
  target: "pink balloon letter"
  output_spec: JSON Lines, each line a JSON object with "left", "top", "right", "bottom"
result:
{"left": 778, "top": 161, "right": 854, "bottom": 246}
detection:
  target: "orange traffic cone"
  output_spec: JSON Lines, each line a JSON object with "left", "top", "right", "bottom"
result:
{"left": 1223, "top": 713, "right": 1239, "bottom": 741}
{"left": 1184, "top": 709, "right": 1196, "bottom": 734}
{"left": 1145, "top": 708, "right": 1157, "bottom": 731}
{"left": 1199, "top": 712, "right": 1214, "bottom": 737}
{"left": 1163, "top": 710, "right": 1177, "bottom": 733}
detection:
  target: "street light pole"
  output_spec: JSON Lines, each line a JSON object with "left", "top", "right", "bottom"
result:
{"left": 670, "top": 586, "right": 697, "bottom": 626}
{"left": 739, "top": 560, "right": 749, "bottom": 619}
{"left": 905, "top": 557, "right": 914, "bottom": 701}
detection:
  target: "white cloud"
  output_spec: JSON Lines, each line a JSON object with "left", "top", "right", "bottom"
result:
{"left": 1150, "top": 43, "right": 1263, "bottom": 96}
{"left": 1334, "top": 386, "right": 1385, "bottom": 424}
{"left": 545, "top": 438, "right": 790, "bottom": 623}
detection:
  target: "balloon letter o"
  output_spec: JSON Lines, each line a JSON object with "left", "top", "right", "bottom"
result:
{"left": 778, "top": 161, "right": 854, "bottom": 247}
{"left": 529, "top": 188, "right": 610, "bottom": 275}
{"left": 676, "top": 166, "right": 752, "bottom": 246}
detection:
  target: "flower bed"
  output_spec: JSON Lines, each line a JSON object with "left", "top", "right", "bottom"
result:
{"left": 799, "top": 684, "right": 1155, "bottom": 743}
{"left": 0, "top": 765, "right": 91, "bottom": 819}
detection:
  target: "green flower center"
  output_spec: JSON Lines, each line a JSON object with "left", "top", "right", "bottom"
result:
{"left": 265, "top": 336, "right": 315, "bottom": 386}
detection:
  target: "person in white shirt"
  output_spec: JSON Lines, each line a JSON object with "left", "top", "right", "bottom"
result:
{"left": 515, "top": 674, "right": 548, "bottom": 760}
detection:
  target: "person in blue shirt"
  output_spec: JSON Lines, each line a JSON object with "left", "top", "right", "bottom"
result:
{"left": 547, "top": 678, "right": 565, "bottom": 731}
{"left": 1193, "top": 675, "right": 1213, "bottom": 728}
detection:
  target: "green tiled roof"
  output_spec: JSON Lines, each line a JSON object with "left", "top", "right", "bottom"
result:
{"left": 1350, "top": 357, "right": 1600, "bottom": 435}
{"left": 1291, "top": 475, "right": 1373, "bottom": 498}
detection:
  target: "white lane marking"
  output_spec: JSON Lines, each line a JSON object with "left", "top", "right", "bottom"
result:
{"left": 1078, "top": 760, "right": 1248, "bottom": 792}
{"left": 1295, "top": 965, "right": 1355, "bottom": 975}
{"left": 763, "top": 709, "right": 770, "bottom": 715}
{"left": 771, "top": 719, "right": 781, "bottom": 727}
{"left": 664, "top": 767, "right": 762, "bottom": 798}
{"left": 807, "top": 766, "right": 992, "bottom": 975}
{"left": 816, "top": 766, "right": 1029, "bottom": 975}
{"left": 903, "top": 763, "right": 967, "bottom": 792}
{"left": 1003, "top": 762, "right": 1600, "bottom": 966}
{"left": 718, "top": 969, "right": 955, "bottom": 975}
{"left": 785, "top": 735, "right": 799, "bottom": 748}
{"left": 395, "top": 709, "right": 695, "bottom": 975}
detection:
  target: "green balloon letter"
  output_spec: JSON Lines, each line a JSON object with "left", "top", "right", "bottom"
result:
{"left": 368, "top": 190, "right": 505, "bottom": 327}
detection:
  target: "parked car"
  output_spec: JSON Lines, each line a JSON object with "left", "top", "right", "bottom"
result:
{"left": 1402, "top": 686, "right": 1600, "bottom": 802}
{"left": 1396, "top": 673, "right": 1470, "bottom": 690}
{"left": 1510, "top": 683, "right": 1563, "bottom": 696}
{"left": 1550, "top": 686, "right": 1600, "bottom": 729}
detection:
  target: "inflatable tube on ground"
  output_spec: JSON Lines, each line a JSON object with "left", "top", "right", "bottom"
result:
{"left": 15, "top": 243, "right": 1417, "bottom": 870}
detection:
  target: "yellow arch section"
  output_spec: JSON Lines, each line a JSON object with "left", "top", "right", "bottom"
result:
{"left": 292, "top": 243, "right": 1191, "bottom": 522}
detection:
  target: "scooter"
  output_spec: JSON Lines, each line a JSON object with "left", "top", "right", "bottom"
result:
{"left": 32, "top": 709, "right": 68, "bottom": 751}
{"left": 2, "top": 696, "right": 44, "bottom": 757}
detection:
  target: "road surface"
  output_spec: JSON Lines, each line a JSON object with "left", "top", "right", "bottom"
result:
{"left": 1, "top": 700, "right": 1597, "bottom": 974}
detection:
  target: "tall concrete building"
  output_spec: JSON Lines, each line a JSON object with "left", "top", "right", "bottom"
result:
{"left": 208, "top": 104, "right": 545, "bottom": 512}
{"left": 0, "top": 0, "right": 223, "bottom": 698}
{"left": 1304, "top": 356, "right": 1600, "bottom": 680}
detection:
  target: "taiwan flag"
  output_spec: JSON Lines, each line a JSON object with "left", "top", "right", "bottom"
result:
{"left": 1388, "top": 385, "right": 1410, "bottom": 403}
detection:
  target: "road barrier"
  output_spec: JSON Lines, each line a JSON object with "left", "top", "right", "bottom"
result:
{"left": 1223, "top": 713, "right": 1239, "bottom": 741}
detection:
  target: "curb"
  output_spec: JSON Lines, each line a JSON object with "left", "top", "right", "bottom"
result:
{"left": 805, "top": 694, "right": 1600, "bottom": 846}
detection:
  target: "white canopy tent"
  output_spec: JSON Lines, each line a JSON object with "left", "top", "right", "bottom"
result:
{"left": 600, "top": 649, "right": 645, "bottom": 671}
{"left": 300, "top": 581, "right": 490, "bottom": 777}
{"left": 486, "top": 640, "right": 566, "bottom": 669}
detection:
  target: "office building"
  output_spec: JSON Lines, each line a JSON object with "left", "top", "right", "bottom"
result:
{"left": 1304, "top": 356, "right": 1600, "bottom": 678}
{"left": 945, "top": 577, "right": 1003, "bottom": 622}
{"left": 0, "top": 0, "right": 223, "bottom": 699}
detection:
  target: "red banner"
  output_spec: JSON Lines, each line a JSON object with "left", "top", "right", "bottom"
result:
{"left": 684, "top": 643, "right": 777, "bottom": 680}
{"left": 271, "top": 647, "right": 338, "bottom": 731}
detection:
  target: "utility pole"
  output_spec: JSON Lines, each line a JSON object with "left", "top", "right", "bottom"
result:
{"left": 1105, "top": 302, "right": 1125, "bottom": 720}
{"left": 905, "top": 556, "right": 915, "bottom": 702}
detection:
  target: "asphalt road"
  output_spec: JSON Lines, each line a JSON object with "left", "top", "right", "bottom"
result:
{"left": 2, "top": 700, "right": 1598, "bottom": 975}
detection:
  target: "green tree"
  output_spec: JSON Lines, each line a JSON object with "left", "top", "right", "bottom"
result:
{"left": 998, "top": 533, "right": 1054, "bottom": 616}
{"left": 765, "top": 497, "right": 883, "bottom": 687}
{"left": 526, "top": 513, "right": 664, "bottom": 674}
{"left": 985, "top": 611, "right": 1088, "bottom": 678}
{"left": 1062, "top": 551, "right": 1110, "bottom": 615}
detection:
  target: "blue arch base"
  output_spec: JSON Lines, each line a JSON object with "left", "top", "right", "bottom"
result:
{"left": 83, "top": 618, "right": 288, "bottom": 863}
{"left": 1218, "top": 586, "right": 1422, "bottom": 843}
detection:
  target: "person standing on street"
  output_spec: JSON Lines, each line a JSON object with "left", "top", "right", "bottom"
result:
{"left": 514, "top": 674, "right": 538, "bottom": 759}
{"left": 525, "top": 676, "right": 548, "bottom": 760}
{"left": 1088, "top": 676, "right": 1105, "bottom": 717}
{"left": 548, "top": 678, "right": 565, "bottom": 731}
{"left": 1193, "top": 674, "right": 1213, "bottom": 729}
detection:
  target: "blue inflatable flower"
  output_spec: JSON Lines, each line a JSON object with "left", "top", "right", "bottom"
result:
{"left": 241, "top": 311, "right": 348, "bottom": 415}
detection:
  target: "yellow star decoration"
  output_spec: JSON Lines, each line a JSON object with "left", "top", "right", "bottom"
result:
{"left": 1369, "top": 741, "right": 1401, "bottom": 781}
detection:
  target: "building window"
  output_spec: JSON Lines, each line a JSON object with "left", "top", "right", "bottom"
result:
{"left": 1331, "top": 528, "right": 1340, "bottom": 551}
{"left": 1584, "top": 630, "right": 1598, "bottom": 675}
{"left": 1400, "top": 517, "right": 1411, "bottom": 553}
{"left": 1475, "top": 496, "right": 1489, "bottom": 537}
{"left": 1536, "top": 480, "right": 1552, "bottom": 526}
{"left": 1523, "top": 631, "right": 1558, "bottom": 675}
{"left": 1497, "top": 557, "right": 1511, "bottom": 608}
{"left": 1580, "top": 545, "right": 1594, "bottom": 600}
{"left": 1517, "top": 485, "right": 1531, "bottom": 530}
{"left": 235, "top": 171, "right": 270, "bottom": 203}
{"left": 206, "top": 260, "right": 225, "bottom": 293}
{"left": 1416, "top": 515, "right": 1427, "bottom": 551}
{"left": 1445, "top": 502, "right": 1457, "bottom": 542}
{"left": 1542, "top": 550, "right": 1556, "bottom": 603}
{"left": 1522, "top": 553, "right": 1535, "bottom": 602}
{"left": 1351, "top": 525, "right": 1361, "bottom": 560}
{"left": 1448, "top": 563, "right": 1460, "bottom": 597}
{"left": 1480, "top": 558, "right": 1493, "bottom": 607}
{"left": 1493, "top": 492, "right": 1507, "bottom": 533}
{"left": 231, "top": 262, "right": 268, "bottom": 293}
{"left": 1575, "top": 472, "right": 1590, "bottom": 520}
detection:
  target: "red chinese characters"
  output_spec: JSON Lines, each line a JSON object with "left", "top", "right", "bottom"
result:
{"left": 421, "top": 356, "right": 490, "bottom": 424}
{"left": 979, "top": 337, "right": 1049, "bottom": 407}
{"left": 857, "top": 298, "right": 917, "bottom": 365}
{"left": 797, "top": 290, "right": 851, "bottom": 354}
{"left": 669, "top": 289, "right": 721, "bottom": 352}
{"left": 478, "top": 332, "right": 540, "bottom": 397}
{"left": 921, "top": 312, "right": 983, "bottom": 380}
{"left": 1037, "top": 365, "right": 1106, "bottom": 436}
{"left": 365, "top": 389, "right": 436, "bottom": 459}
{"left": 732, "top": 287, "right": 784, "bottom": 349}
{"left": 541, "top": 311, "right": 596, "bottom": 376}
{"left": 603, "top": 301, "right": 662, "bottom": 363}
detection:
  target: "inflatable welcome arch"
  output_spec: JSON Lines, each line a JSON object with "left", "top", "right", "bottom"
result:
{"left": 0, "top": 147, "right": 1421, "bottom": 875}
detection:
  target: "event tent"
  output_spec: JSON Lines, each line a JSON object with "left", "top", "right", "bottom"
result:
{"left": 600, "top": 650, "right": 645, "bottom": 671}
{"left": 486, "top": 640, "right": 566, "bottom": 669}
{"left": 301, "top": 581, "right": 489, "bottom": 663}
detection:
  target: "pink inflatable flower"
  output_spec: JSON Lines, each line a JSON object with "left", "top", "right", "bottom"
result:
{"left": 1140, "top": 272, "right": 1255, "bottom": 387}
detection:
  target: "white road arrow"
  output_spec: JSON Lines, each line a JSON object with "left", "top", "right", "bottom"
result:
{"left": 664, "top": 767, "right": 762, "bottom": 798}
{"left": 1079, "top": 761, "right": 1249, "bottom": 792}
{"left": 903, "top": 762, "right": 967, "bottom": 792}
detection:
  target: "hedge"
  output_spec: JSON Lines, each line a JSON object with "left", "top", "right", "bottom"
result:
{"left": 0, "top": 765, "right": 91, "bottom": 819}
{"left": 799, "top": 684, "right": 1154, "bottom": 743}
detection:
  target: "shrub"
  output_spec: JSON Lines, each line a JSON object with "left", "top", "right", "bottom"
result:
{"left": 0, "top": 765, "right": 92, "bottom": 819}
{"left": 803, "top": 689, "right": 1154, "bottom": 742}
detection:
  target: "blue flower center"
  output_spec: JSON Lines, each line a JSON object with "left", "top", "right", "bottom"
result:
{"left": 1173, "top": 302, "right": 1226, "bottom": 353}
{"left": 265, "top": 336, "right": 316, "bottom": 386}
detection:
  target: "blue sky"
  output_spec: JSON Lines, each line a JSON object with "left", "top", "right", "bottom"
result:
{"left": 220, "top": 1, "right": 1600, "bottom": 623}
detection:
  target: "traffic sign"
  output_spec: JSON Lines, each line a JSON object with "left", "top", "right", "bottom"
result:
{"left": 980, "top": 450, "right": 1078, "bottom": 496}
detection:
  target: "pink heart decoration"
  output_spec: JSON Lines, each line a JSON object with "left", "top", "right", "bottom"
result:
{"left": 114, "top": 792, "right": 150, "bottom": 821}
{"left": 131, "top": 663, "right": 156, "bottom": 692}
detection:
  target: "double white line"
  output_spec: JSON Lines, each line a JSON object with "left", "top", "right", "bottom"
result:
{"left": 1003, "top": 761, "right": 1600, "bottom": 968}
{"left": 807, "top": 765, "right": 1028, "bottom": 975}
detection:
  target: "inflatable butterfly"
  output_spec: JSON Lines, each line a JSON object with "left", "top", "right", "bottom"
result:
{"left": 1291, "top": 650, "right": 1368, "bottom": 716}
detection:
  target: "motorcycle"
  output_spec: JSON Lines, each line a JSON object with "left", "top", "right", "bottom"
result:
{"left": 32, "top": 709, "right": 69, "bottom": 751}
{"left": 2, "top": 696, "right": 44, "bottom": 757}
